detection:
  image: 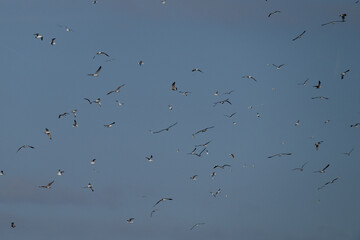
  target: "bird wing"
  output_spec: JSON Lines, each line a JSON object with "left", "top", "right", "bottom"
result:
{"left": 322, "top": 164, "right": 330, "bottom": 171}
{"left": 95, "top": 66, "right": 102, "bottom": 74}
{"left": 47, "top": 180, "right": 55, "bottom": 187}
{"left": 84, "top": 98, "right": 92, "bottom": 104}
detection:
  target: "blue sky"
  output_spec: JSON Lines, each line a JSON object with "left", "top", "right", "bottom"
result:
{"left": 0, "top": 0, "right": 360, "bottom": 239}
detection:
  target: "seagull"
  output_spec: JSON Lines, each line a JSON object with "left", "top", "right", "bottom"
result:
{"left": 138, "top": 60, "right": 144, "bottom": 66}
{"left": 58, "top": 112, "right": 69, "bottom": 119}
{"left": 195, "top": 140, "right": 212, "bottom": 147}
{"left": 318, "top": 177, "right": 339, "bottom": 190}
{"left": 50, "top": 38, "right": 56, "bottom": 45}
{"left": 150, "top": 122, "right": 178, "bottom": 134}
{"left": 229, "top": 153, "right": 235, "bottom": 158}
{"left": 213, "top": 98, "right": 232, "bottom": 106}
{"left": 45, "top": 128, "right": 52, "bottom": 140}
{"left": 313, "top": 81, "right": 321, "bottom": 89}
{"left": 145, "top": 155, "right": 153, "bottom": 162}
{"left": 210, "top": 188, "right": 221, "bottom": 197}
{"left": 343, "top": 148, "right": 354, "bottom": 156}
{"left": 88, "top": 66, "right": 102, "bottom": 77}
{"left": 104, "top": 122, "right": 115, "bottom": 128}
{"left": 214, "top": 91, "right": 219, "bottom": 96}
{"left": 11, "top": 222, "right": 16, "bottom": 228}
{"left": 65, "top": 26, "right": 72, "bottom": 32}
{"left": 116, "top": 100, "right": 124, "bottom": 107}
{"left": 187, "top": 147, "right": 197, "bottom": 155}
{"left": 192, "top": 68, "right": 203, "bottom": 73}
{"left": 92, "top": 0, "right": 97, "bottom": 4}
{"left": 83, "top": 183, "right": 94, "bottom": 192}
{"left": 106, "top": 84, "right": 125, "bottom": 95}
{"left": 39, "top": 180, "right": 55, "bottom": 189}
{"left": 213, "top": 164, "right": 231, "bottom": 169}
{"left": 314, "top": 164, "right": 330, "bottom": 173}
{"left": 210, "top": 172, "right": 216, "bottom": 179}
{"left": 93, "top": 52, "right": 109, "bottom": 59}
{"left": 57, "top": 169, "right": 64, "bottom": 176}
{"left": 150, "top": 209, "right": 159, "bottom": 217}
{"left": 90, "top": 159, "right": 96, "bottom": 165}
{"left": 34, "top": 33, "right": 44, "bottom": 40}
{"left": 268, "top": 10, "right": 281, "bottom": 18}
{"left": 17, "top": 145, "right": 35, "bottom": 152}
{"left": 224, "top": 112, "right": 236, "bottom": 119}
{"left": 194, "top": 147, "right": 207, "bottom": 157}
{"left": 292, "top": 30, "right": 306, "bottom": 41}
{"left": 224, "top": 90, "right": 234, "bottom": 95}
{"left": 340, "top": 13, "right": 347, "bottom": 22}
{"left": 295, "top": 120, "right": 300, "bottom": 126}
{"left": 267, "top": 153, "right": 292, "bottom": 158}
{"left": 272, "top": 64, "right": 285, "bottom": 69}
{"left": 324, "top": 120, "right": 331, "bottom": 124}
{"left": 190, "top": 175, "right": 198, "bottom": 180}
{"left": 168, "top": 105, "right": 173, "bottom": 110}
{"left": 291, "top": 162, "right": 308, "bottom": 171}
{"left": 179, "top": 91, "right": 191, "bottom": 96}
{"left": 192, "top": 126, "right": 215, "bottom": 138}
{"left": 171, "top": 82, "right": 178, "bottom": 91}
{"left": 73, "top": 120, "right": 78, "bottom": 127}
{"left": 84, "top": 98, "right": 92, "bottom": 104}
{"left": 242, "top": 75, "right": 257, "bottom": 82}
{"left": 315, "top": 141, "right": 323, "bottom": 151}
{"left": 153, "top": 198, "right": 173, "bottom": 207}
{"left": 298, "top": 78, "right": 309, "bottom": 86}
{"left": 341, "top": 69, "right": 350, "bottom": 79}
{"left": 126, "top": 218, "right": 134, "bottom": 223}
{"left": 190, "top": 223, "right": 205, "bottom": 230}
{"left": 256, "top": 113, "right": 260, "bottom": 118}
{"left": 161, "top": 0, "right": 166, "bottom": 4}
{"left": 321, "top": 20, "right": 343, "bottom": 26}
{"left": 312, "top": 96, "right": 328, "bottom": 100}
{"left": 350, "top": 123, "right": 360, "bottom": 128}
{"left": 94, "top": 98, "right": 101, "bottom": 107}
{"left": 72, "top": 109, "right": 77, "bottom": 118}
{"left": 0, "top": 170, "right": 5, "bottom": 176}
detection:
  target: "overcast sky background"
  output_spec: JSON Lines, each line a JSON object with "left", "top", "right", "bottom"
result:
{"left": 0, "top": 0, "right": 360, "bottom": 239}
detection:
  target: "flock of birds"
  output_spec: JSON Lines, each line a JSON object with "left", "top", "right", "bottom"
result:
{"left": 3, "top": 0, "right": 359, "bottom": 237}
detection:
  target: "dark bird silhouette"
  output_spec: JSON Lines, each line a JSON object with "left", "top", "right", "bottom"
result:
{"left": 267, "top": 153, "right": 292, "bottom": 158}
{"left": 17, "top": 145, "right": 35, "bottom": 152}
{"left": 298, "top": 78, "right": 309, "bottom": 86}
{"left": 315, "top": 141, "right": 323, "bottom": 150}
{"left": 104, "top": 122, "right": 115, "bottom": 128}
{"left": 192, "top": 68, "right": 203, "bottom": 73}
{"left": 340, "top": 13, "right": 347, "bottom": 22}
{"left": 313, "top": 81, "right": 321, "bottom": 89}
{"left": 190, "top": 223, "right": 205, "bottom": 230}
{"left": 350, "top": 123, "right": 360, "bottom": 128}
{"left": 242, "top": 75, "right": 257, "bottom": 82}
{"left": 268, "top": 10, "right": 281, "bottom": 17}
{"left": 50, "top": 38, "right": 56, "bottom": 45}
{"left": 45, "top": 128, "right": 52, "bottom": 140}
{"left": 150, "top": 122, "right": 178, "bottom": 134}
{"left": 11, "top": 222, "right": 16, "bottom": 228}
{"left": 224, "top": 112, "right": 236, "bottom": 118}
{"left": 343, "top": 148, "right": 354, "bottom": 156}
{"left": 192, "top": 126, "right": 215, "bottom": 138}
{"left": 291, "top": 162, "right": 308, "bottom": 172}
{"left": 88, "top": 66, "right": 102, "bottom": 77}
{"left": 292, "top": 30, "right": 306, "bottom": 41}
{"left": 171, "top": 82, "right": 177, "bottom": 91}
{"left": 272, "top": 64, "right": 285, "bottom": 69}
{"left": 106, "top": 84, "right": 125, "bottom": 95}
{"left": 318, "top": 177, "right": 339, "bottom": 190}
{"left": 93, "top": 52, "right": 109, "bottom": 59}
{"left": 314, "top": 164, "right": 330, "bottom": 173}
{"left": 39, "top": 180, "right": 55, "bottom": 189}
{"left": 138, "top": 60, "right": 144, "bottom": 66}
{"left": 213, "top": 164, "right": 231, "bottom": 169}
{"left": 34, "top": 33, "right": 43, "bottom": 40}
{"left": 341, "top": 69, "right": 350, "bottom": 79}
{"left": 213, "top": 98, "right": 232, "bottom": 107}
{"left": 58, "top": 112, "right": 69, "bottom": 119}
{"left": 312, "top": 96, "right": 328, "bottom": 100}
{"left": 153, "top": 198, "right": 173, "bottom": 207}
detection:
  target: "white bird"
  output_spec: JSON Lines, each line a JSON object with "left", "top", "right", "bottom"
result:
{"left": 57, "top": 169, "right": 64, "bottom": 176}
{"left": 83, "top": 183, "right": 94, "bottom": 192}
{"left": 0, "top": 170, "right": 5, "bottom": 176}
{"left": 153, "top": 198, "right": 173, "bottom": 207}
{"left": 90, "top": 159, "right": 96, "bottom": 165}
{"left": 34, "top": 33, "right": 43, "bottom": 40}
{"left": 50, "top": 38, "right": 56, "bottom": 45}
{"left": 45, "top": 128, "right": 52, "bottom": 140}
{"left": 88, "top": 66, "right": 102, "bottom": 77}
{"left": 104, "top": 122, "right": 115, "bottom": 128}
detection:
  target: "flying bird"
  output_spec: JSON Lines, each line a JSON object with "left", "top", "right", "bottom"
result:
{"left": 93, "top": 52, "right": 109, "bottom": 59}
{"left": 315, "top": 141, "right": 323, "bottom": 150}
{"left": 150, "top": 209, "right": 159, "bottom": 217}
{"left": 11, "top": 222, "right": 16, "bottom": 228}
{"left": 171, "top": 82, "right": 178, "bottom": 91}
{"left": 190, "top": 223, "right": 205, "bottom": 230}
{"left": 50, "top": 38, "right": 56, "bottom": 45}
{"left": 213, "top": 98, "right": 232, "bottom": 107}
{"left": 45, "top": 128, "right": 52, "bottom": 140}
{"left": 17, "top": 145, "right": 35, "bottom": 152}
{"left": 314, "top": 164, "right": 330, "bottom": 173}
{"left": 58, "top": 112, "right": 69, "bottom": 119}
{"left": 272, "top": 64, "right": 285, "bottom": 70}
{"left": 292, "top": 30, "right": 306, "bottom": 41}
{"left": 291, "top": 162, "right": 308, "bottom": 172}
{"left": 145, "top": 155, "right": 153, "bottom": 162}
{"left": 229, "top": 153, "right": 235, "bottom": 158}
{"left": 195, "top": 140, "right": 212, "bottom": 147}
{"left": 341, "top": 69, "right": 350, "bottom": 79}
{"left": 39, "top": 180, "right": 55, "bottom": 189}
{"left": 350, "top": 123, "right": 360, "bottom": 128}
{"left": 116, "top": 100, "right": 124, "bottom": 107}
{"left": 298, "top": 78, "right": 309, "bottom": 86}
{"left": 73, "top": 119, "right": 78, "bottom": 127}
{"left": 268, "top": 10, "right": 281, "bottom": 17}
{"left": 179, "top": 91, "right": 191, "bottom": 96}
{"left": 295, "top": 120, "right": 300, "bottom": 126}
{"left": 192, "top": 126, "right": 215, "bottom": 138}
{"left": 343, "top": 148, "right": 354, "bottom": 156}
{"left": 192, "top": 68, "right": 203, "bottom": 73}
{"left": 57, "top": 169, "right": 64, "bottom": 176}
{"left": 83, "top": 183, "right": 94, "bottom": 192}
{"left": 312, "top": 96, "right": 328, "bottom": 100}
{"left": 0, "top": 170, "right": 5, "bottom": 176}
{"left": 313, "top": 81, "right": 321, "bottom": 89}
{"left": 104, "top": 122, "right": 115, "bottom": 128}
{"left": 210, "top": 172, "right": 216, "bottom": 179}
{"left": 90, "top": 159, "right": 96, "bottom": 165}
{"left": 242, "top": 75, "right": 257, "bottom": 82}
{"left": 224, "top": 90, "right": 234, "bottom": 95}
{"left": 88, "top": 66, "right": 102, "bottom": 77}
{"left": 224, "top": 112, "right": 236, "bottom": 119}
{"left": 267, "top": 153, "right": 292, "bottom": 158}
{"left": 318, "top": 177, "right": 339, "bottom": 190}
{"left": 106, "top": 84, "right": 125, "bottom": 95}
{"left": 150, "top": 122, "right": 178, "bottom": 134}
{"left": 190, "top": 175, "right": 198, "bottom": 180}
{"left": 138, "top": 60, "right": 144, "bottom": 66}
{"left": 94, "top": 98, "right": 101, "bottom": 107}
{"left": 321, "top": 20, "right": 343, "bottom": 26}
{"left": 153, "top": 198, "right": 173, "bottom": 207}
{"left": 213, "top": 164, "right": 231, "bottom": 169}
{"left": 34, "top": 33, "right": 43, "bottom": 40}
{"left": 72, "top": 109, "right": 77, "bottom": 118}
{"left": 126, "top": 218, "right": 134, "bottom": 223}
{"left": 84, "top": 98, "right": 92, "bottom": 104}
{"left": 340, "top": 13, "right": 347, "bottom": 22}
